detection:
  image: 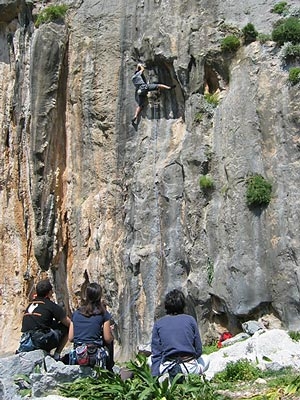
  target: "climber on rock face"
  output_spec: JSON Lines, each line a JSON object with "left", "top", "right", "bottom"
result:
{"left": 131, "top": 63, "right": 175, "bottom": 125}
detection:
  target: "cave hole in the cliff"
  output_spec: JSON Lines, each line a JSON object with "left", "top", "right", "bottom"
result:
{"left": 204, "top": 65, "right": 220, "bottom": 94}
{"left": 203, "top": 57, "right": 229, "bottom": 94}
{"left": 238, "top": 302, "right": 280, "bottom": 326}
{"left": 144, "top": 57, "right": 184, "bottom": 120}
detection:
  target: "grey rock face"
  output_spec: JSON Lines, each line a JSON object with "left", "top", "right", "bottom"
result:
{"left": 0, "top": 0, "right": 300, "bottom": 362}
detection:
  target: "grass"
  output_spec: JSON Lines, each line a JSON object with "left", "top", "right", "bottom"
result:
{"left": 194, "top": 112, "right": 204, "bottom": 123}
{"left": 58, "top": 354, "right": 300, "bottom": 400}
{"left": 213, "top": 359, "right": 261, "bottom": 384}
{"left": 288, "top": 330, "right": 300, "bottom": 341}
{"left": 204, "top": 92, "right": 219, "bottom": 106}
{"left": 35, "top": 4, "right": 68, "bottom": 27}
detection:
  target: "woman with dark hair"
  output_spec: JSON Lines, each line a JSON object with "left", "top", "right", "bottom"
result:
{"left": 151, "top": 289, "right": 208, "bottom": 378}
{"left": 68, "top": 283, "right": 114, "bottom": 368}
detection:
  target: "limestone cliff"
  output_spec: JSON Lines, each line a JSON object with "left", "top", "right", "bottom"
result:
{"left": 0, "top": 0, "right": 299, "bottom": 360}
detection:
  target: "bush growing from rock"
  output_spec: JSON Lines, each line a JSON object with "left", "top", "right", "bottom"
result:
{"left": 272, "top": 17, "right": 300, "bottom": 45}
{"left": 35, "top": 5, "right": 68, "bottom": 27}
{"left": 221, "top": 35, "right": 240, "bottom": 52}
{"left": 246, "top": 174, "right": 272, "bottom": 207}
{"left": 213, "top": 359, "right": 261, "bottom": 383}
{"left": 199, "top": 175, "right": 214, "bottom": 191}
{"left": 282, "top": 42, "right": 300, "bottom": 60}
{"left": 242, "top": 23, "right": 258, "bottom": 44}
{"left": 271, "top": 1, "right": 289, "bottom": 15}
{"left": 288, "top": 67, "right": 300, "bottom": 84}
{"left": 258, "top": 33, "right": 272, "bottom": 43}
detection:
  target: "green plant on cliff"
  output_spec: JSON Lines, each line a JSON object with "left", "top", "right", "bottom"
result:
{"left": 194, "top": 112, "right": 204, "bottom": 123}
{"left": 282, "top": 43, "right": 300, "bottom": 60}
{"left": 272, "top": 17, "right": 300, "bottom": 45}
{"left": 35, "top": 5, "right": 68, "bottom": 27}
{"left": 288, "top": 330, "right": 300, "bottom": 341}
{"left": 288, "top": 67, "right": 300, "bottom": 84}
{"left": 199, "top": 175, "right": 214, "bottom": 191}
{"left": 246, "top": 174, "right": 272, "bottom": 207}
{"left": 242, "top": 23, "right": 258, "bottom": 44}
{"left": 204, "top": 92, "right": 219, "bottom": 106}
{"left": 257, "top": 33, "right": 272, "bottom": 43}
{"left": 221, "top": 35, "right": 240, "bottom": 52}
{"left": 206, "top": 258, "right": 214, "bottom": 286}
{"left": 271, "top": 1, "right": 289, "bottom": 15}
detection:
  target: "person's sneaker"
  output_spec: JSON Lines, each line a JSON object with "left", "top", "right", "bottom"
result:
{"left": 170, "top": 85, "right": 176, "bottom": 89}
{"left": 131, "top": 118, "right": 136, "bottom": 126}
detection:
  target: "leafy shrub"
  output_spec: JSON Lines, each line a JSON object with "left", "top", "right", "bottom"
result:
{"left": 272, "top": 17, "right": 300, "bottom": 45}
{"left": 242, "top": 23, "right": 258, "bottom": 44}
{"left": 282, "top": 42, "right": 300, "bottom": 60}
{"left": 35, "top": 5, "right": 68, "bottom": 27}
{"left": 199, "top": 175, "right": 214, "bottom": 191}
{"left": 272, "top": 1, "right": 289, "bottom": 15}
{"left": 59, "top": 354, "right": 223, "bottom": 400}
{"left": 288, "top": 66, "right": 300, "bottom": 84}
{"left": 214, "top": 359, "right": 261, "bottom": 383}
{"left": 204, "top": 92, "right": 219, "bottom": 106}
{"left": 258, "top": 33, "right": 272, "bottom": 43}
{"left": 246, "top": 174, "right": 272, "bottom": 207}
{"left": 221, "top": 35, "right": 240, "bottom": 52}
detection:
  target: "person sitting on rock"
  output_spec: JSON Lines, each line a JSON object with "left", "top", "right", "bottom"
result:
{"left": 151, "top": 289, "right": 209, "bottom": 380}
{"left": 131, "top": 63, "right": 175, "bottom": 125}
{"left": 68, "top": 282, "right": 114, "bottom": 369}
{"left": 18, "top": 279, "right": 71, "bottom": 361}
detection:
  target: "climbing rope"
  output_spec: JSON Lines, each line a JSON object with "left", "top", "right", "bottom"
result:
{"left": 152, "top": 88, "right": 165, "bottom": 282}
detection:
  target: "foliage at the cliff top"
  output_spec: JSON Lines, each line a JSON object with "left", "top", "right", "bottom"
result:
{"left": 35, "top": 5, "right": 68, "bottom": 27}
{"left": 272, "top": 17, "right": 300, "bottom": 45}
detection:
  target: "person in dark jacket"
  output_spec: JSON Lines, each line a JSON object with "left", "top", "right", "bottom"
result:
{"left": 18, "top": 279, "right": 70, "bottom": 361}
{"left": 151, "top": 289, "right": 208, "bottom": 377}
{"left": 131, "top": 63, "right": 175, "bottom": 125}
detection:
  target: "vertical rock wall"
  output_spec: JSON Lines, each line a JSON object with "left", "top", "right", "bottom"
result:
{"left": 0, "top": 0, "right": 299, "bottom": 359}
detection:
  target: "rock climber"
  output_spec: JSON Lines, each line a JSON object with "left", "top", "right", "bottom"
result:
{"left": 131, "top": 63, "right": 175, "bottom": 125}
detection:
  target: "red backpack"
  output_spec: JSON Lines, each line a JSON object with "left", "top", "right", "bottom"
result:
{"left": 217, "top": 331, "right": 233, "bottom": 348}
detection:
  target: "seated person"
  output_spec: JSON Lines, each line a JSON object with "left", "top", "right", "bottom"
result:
{"left": 68, "top": 282, "right": 114, "bottom": 369}
{"left": 18, "top": 279, "right": 70, "bottom": 361}
{"left": 151, "top": 289, "right": 208, "bottom": 378}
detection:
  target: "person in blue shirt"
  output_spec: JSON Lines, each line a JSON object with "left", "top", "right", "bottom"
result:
{"left": 68, "top": 282, "right": 114, "bottom": 369}
{"left": 151, "top": 289, "right": 208, "bottom": 377}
